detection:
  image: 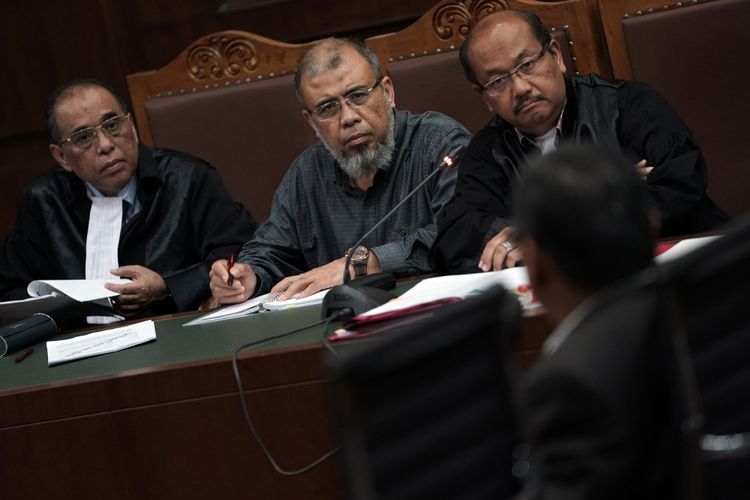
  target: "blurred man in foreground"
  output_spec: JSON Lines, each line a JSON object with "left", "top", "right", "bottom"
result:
{"left": 513, "top": 145, "right": 681, "bottom": 499}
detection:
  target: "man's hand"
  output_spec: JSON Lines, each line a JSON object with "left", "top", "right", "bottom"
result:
{"left": 635, "top": 159, "right": 654, "bottom": 180}
{"left": 271, "top": 257, "right": 348, "bottom": 300}
{"left": 210, "top": 259, "right": 257, "bottom": 304}
{"left": 479, "top": 226, "right": 523, "bottom": 272}
{"left": 105, "top": 265, "right": 169, "bottom": 313}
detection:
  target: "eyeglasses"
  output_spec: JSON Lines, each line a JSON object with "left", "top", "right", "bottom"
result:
{"left": 481, "top": 47, "right": 548, "bottom": 96}
{"left": 58, "top": 113, "right": 132, "bottom": 149}
{"left": 310, "top": 78, "right": 383, "bottom": 120}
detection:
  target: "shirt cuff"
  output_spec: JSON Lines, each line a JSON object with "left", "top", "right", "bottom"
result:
{"left": 370, "top": 242, "right": 407, "bottom": 275}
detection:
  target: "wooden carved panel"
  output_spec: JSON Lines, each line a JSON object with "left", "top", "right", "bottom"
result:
{"left": 187, "top": 35, "right": 259, "bottom": 81}
{"left": 433, "top": 0, "right": 509, "bottom": 40}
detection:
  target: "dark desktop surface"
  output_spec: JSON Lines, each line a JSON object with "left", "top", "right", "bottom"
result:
{"left": 0, "top": 280, "right": 550, "bottom": 500}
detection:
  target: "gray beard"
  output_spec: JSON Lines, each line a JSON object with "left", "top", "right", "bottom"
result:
{"left": 325, "top": 111, "right": 396, "bottom": 179}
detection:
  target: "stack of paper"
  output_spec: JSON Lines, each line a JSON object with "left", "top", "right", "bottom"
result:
{"left": 331, "top": 267, "right": 538, "bottom": 341}
{"left": 0, "top": 279, "right": 131, "bottom": 320}
{"left": 358, "top": 267, "right": 538, "bottom": 319}
{"left": 654, "top": 235, "right": 721, "bottom": 264}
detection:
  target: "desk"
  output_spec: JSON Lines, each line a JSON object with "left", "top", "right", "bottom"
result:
{"left": 0, "top": 296, "right": 552, "bottom": 500}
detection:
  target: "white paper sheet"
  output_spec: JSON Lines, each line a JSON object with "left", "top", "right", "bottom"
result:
{"left": 357, "top": 267, "right": 538, "bottom": 318}
{"left": 46, "top": 320, "right": 156, "bottom": 366}
{"left": 28, "top": 279, "right": 131, "bottom": 302}
{"left": 655, "top": 235, "right": 721, "bottom": 264}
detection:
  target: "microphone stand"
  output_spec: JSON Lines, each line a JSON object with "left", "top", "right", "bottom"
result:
{"left": 321, "top": 145, "right": 464, "bottom": 319}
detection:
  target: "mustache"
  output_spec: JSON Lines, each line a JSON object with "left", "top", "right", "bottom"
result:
{"left": 513, "top": 94, "right": 545, "bottom": 114}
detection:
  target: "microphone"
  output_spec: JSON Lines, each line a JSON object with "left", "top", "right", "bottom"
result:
{"left": 321, "top": 144, "right": 465, "bottom": 319}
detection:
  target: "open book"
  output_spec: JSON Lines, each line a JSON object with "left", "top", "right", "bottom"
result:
{"left": 183, "top": 289, "right": 329, "bottom": 326}
{"left": 0, "top": 279, "right": 130, "bottom": 321}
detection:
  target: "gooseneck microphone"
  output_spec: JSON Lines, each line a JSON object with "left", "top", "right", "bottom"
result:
{"left": 321, "top": 144, "right": 465, "bottom": 319}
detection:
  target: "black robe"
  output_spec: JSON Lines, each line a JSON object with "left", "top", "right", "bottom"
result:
{"left": 0, "top": 145, "right": 257, "bottom": 315}
{"left": 431, "top": 75, "right": 728, "bottom": 274}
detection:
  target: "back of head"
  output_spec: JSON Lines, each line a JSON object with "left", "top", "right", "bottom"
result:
{"left": 513, "top": 144, "right": 654, "bottom": 291}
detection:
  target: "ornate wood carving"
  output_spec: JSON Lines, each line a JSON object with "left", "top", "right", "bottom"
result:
{"left": 433, "top": 0, "right": 509, "bottom": 40}
{"left": 186, "top": 35, "right": 259, "bottom": 81}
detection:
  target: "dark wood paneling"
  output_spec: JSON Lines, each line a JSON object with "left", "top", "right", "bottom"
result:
{"left": 0, "top": 414, "right": 134, "bottom": 500}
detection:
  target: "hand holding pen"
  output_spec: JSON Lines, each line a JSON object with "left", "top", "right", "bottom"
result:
{"left": 209, "top": 255, "right": 257, "bottom": 305}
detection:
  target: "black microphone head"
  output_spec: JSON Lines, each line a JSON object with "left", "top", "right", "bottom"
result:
{"left": 321, "top": 284, "right": 395, "bottom": 320}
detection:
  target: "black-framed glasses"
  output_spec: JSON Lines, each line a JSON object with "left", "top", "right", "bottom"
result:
{"left": 57, "top": 113, "right": 132, "bottom": 149}
{"left": 311, "top": 78, "right": 383, "bottom": 120}
{"left": 481, "top": 46, "right": 549, "bottom": 96}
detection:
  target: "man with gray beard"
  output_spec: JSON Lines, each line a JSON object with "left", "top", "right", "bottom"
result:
{"left": 209, "top": 38, "right": 470, "bottom": 302}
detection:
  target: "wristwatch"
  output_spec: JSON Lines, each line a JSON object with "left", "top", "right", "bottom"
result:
{"left": 349, "top": 245, "right": 369, "bottom": 278}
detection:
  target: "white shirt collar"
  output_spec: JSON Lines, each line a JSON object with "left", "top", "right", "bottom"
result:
{"left": 514, "top": 98, "right": 567, "bottom": 156}
{"left": 85, "top": 176, "right": 137, "bottom": 205}
{"left": 541, "top": 293, "right": 596, "bottom": 356}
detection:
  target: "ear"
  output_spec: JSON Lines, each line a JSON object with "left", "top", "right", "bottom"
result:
{"left": 130, "top": 119, "right": 139, "bottom": 143}
{"left": 519, "top": 238, "right": 547, "bottom": 292}
{"left": 49, "top": 143, "right": 72, "bottom": 172}
{"left": 302, "top": 108, "right": 314, "bottom": 129}
{"left": 648, "top": 207, "right": 662, "bottom": 238}
{"left": 302, "top": 109, "right": 322, "bottom": 139}
{"left": 548, "top": 39, "right": 567, "bottom": 75}
{"left": 381, "top": 75, "right": 396, "bottom": 108}
{"left": 478, "top": 87, "right": 497, "bottom": 114}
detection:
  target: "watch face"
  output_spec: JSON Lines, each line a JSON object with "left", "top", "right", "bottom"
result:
{"left": 352, "top": 246, "right": 368, "bottom": 261}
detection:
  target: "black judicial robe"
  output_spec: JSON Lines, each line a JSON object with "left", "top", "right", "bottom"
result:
{"left": 431, "top": 75, "right": 728, "bottom": 274}
{"left": 0, "top": 145, "right": 257, "bottom": 315}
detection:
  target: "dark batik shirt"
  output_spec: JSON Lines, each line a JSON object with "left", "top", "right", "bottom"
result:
{"left": 238, "top": 109, "right": 471, "bottom": 295}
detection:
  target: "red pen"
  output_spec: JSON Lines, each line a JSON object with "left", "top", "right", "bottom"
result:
{"left": 15, "top": 347, "right": 34, "bottom": 363}
{"left": 226, "top": 253, "right": 235, "bottom": 286}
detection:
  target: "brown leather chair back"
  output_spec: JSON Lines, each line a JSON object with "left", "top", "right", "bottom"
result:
{"left": 127, "top": 32, "right": 318, "bottom": 223}
{"left": 599, "top": 0, "right": 750, "bottom": 218}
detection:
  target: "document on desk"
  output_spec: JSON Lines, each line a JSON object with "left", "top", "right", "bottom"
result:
{"left": 0, "top": 279, "right": 131, "bottom": 320}
{"left": 46, "top": 320, "right": 156, "bottom": 366}
{"left": 357, "top": 267, "right": 539, "bottom": 320}
{"left": 183, "top": 289, "right": 329, "bottom": 326}
{"left": 654, "top": 235, "right": 721, "bottom": 264}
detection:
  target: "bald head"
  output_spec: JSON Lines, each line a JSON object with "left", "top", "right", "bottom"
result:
{"left": 293, "top": 38, "right": 383, "bottom": 106}
{"left": 459, "top": 10, "right": 551, "bottom": 86}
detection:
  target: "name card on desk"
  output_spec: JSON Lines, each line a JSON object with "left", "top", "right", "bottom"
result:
{"left": 46, "top": 320, "right": 156, "bottom": 366}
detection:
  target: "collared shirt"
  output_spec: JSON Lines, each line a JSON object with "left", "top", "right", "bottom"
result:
{"left": 238, "top": 109, "right": 470, "bottom": 295}
{"left": 514, "top": 99, "right": 566, "bottom": 155}
{"left": 84, "top": 176, "right": 142, "bottom": 224}
{"left": 541, "top": 295, "right": 596, "bottom": 356}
